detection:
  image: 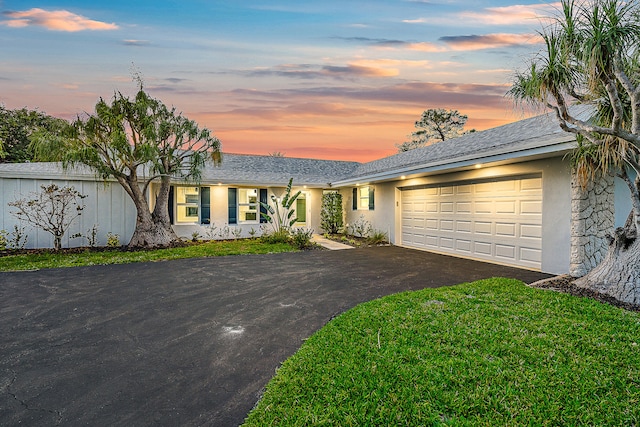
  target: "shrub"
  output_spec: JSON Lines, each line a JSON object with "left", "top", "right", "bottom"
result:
{"left": 320, "top": 192, "right": 343, "bottom": 234}
{"left": 367, "top": 230, "right": 388, "bottom": 245}
{"left": 260, "top": 229, "right": 291, "bottom": 245}
{"left": 348, "top": 215, "right": 372, "bottom": 238}
{"left": 8, "top": 225, "right": 27, "bottom": 250}
{"left": 106, "top": 232, "right": 120, "bottom": 248}
{"left": 0, "top": 229, "right": 7, "bottom": 251}
{"left": 291, "top": 228, "right": 314, "bottom": 249}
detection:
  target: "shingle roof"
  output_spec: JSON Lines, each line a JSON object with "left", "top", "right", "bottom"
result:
{"left": 198, "top": 153, "right": 360, "bottom": 187}
{"left": 0, "top": 109, "right": 586, "bottom": 187}
{"left": 332, "top": 110, "right": 578, "bottom": 185}
{"left": 0, "top": 154, "right": 360, "bottom": 187}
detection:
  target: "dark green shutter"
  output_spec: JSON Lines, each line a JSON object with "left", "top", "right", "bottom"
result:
{"left": 368, "top": 187, "right": 375, "bottom": 211}
{"left": 200, "top": 187, "right": 211, "bottom": 224}
{"left": 352, "top": 188, "right": 358, "bottom": 210}
{"left": 228, "top": 188, "right": 237, "bottom": 224}
{"left": 259, "top": 189, "right": 268, "bottom": 223}
{"left": 168, "top": 186, "right": 174, "bottom": 224}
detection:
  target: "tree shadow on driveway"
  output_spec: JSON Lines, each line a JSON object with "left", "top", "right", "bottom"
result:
{"left": 0, "top": 246, "right": 551, "bottom": 426}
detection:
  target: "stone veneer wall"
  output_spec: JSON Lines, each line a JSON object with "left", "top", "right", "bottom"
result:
{"left": 570, "top": 171, "right": 615, "bottom": 277}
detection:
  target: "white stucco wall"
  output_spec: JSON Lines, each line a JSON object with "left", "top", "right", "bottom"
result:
{"left": 168, "top": 185, "right": 324, "bottom": 240}
{"left": 342, "top": 157, "right": 573, "bottom": 274}
{"left": 0, "top": 177, "right": 136, "bottom": 249}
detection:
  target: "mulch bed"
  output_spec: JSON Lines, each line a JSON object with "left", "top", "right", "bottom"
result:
{"left": 530, "top": 275, "right": 640, "bottom": 312}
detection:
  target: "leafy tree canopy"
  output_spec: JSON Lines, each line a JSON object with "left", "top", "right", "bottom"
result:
{"left": 396, "top": 108, "right": 473, "bottom": 152}
{"left": 0, "top": 106, "right": 68, "bottom": 162}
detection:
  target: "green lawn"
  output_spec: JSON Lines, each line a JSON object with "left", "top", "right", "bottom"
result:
{"left": 0, "top": 239, "right": 296, "bottom": 271}
{"left": 243, "top": 278, "right": 640, "bottom": 426}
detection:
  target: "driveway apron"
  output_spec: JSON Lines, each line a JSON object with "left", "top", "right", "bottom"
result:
{"left": 0, "top": 246, "right": 551, "bottom": 426}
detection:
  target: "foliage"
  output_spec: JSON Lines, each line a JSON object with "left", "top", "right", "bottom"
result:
{"left": 31, "top": 85, "right": 221, "bottom": 248}
{"left": 0, "top": 239, "right": 297, "bottom": 271}
{"left": 0, "top": 225, "right": 28, "bottom": 251}
{"left": 232, "top": 227, "right": 243, "bottom": 239}
{"left": 191, "top": 231, "right": 201, "bottom": 242}
{"left": 320, "top": 192, "right": 343, "bottom": 234}
{"left": 509, "top": 0, "right": 640, "bottom": 302}
{"left": 260, "top": 178, "right": 302, "bottom": 233}
{"left": 347, "top": 214, "right": 372, "bottom": 238}
{"left": 509, "top": 0, "right": 640, "bottom": 229}
{"left": 396, "top": 108, "right": 472, "bottom": 152}
{"left": 243, "top": 278, "right": 640, "bottom": 426}
{"left": 85, "top": 224, "right": 99, "bottom": 247}
{"left": 106, "top": 232, "right": 120, "bottom": 248}
{"left": 367, "top": 229, "right": 388, "bottom": 245}
{"left": 0, "top": 106, "right": 68, "bottom": 162}
{"left": 8, "top": 184, "right": 87, "bottom": 250}
{"left": 260, "top": 229, "right": 291, "bottom": 245}
{"left": 290, "top": 228, "right": 314, "bottom": 249}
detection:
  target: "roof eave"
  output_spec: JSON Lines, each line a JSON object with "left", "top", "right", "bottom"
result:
{"left": 330, "top": 139, "right": 577, "bottom": 187}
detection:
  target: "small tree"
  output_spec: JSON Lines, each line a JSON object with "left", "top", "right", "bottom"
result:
{"left": 8, "top": 184, "right": 87, "bottom": 250}
{"left": 397, "top": 108, "right": 473, "bottom": 152}
{"left": 32, "top": 85, "right": 221, "bottom": 248}
{"left": 320, "top": 192, "right": 343, "bottom": 234}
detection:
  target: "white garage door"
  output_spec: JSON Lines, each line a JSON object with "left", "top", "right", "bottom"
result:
{"left": 401, "top": 175, "right": 543, "bottom": 270}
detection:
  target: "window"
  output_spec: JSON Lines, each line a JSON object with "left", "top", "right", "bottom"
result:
{"left": 238, "top": 188, "right": 259, "bottom": 223}
{"left": 359, "top": 187, "right": 370, "bottom": 210}
{"left": 176, "top": 186, "right": 199, "bottom": 223}
{"left": 353, "top": 186, "right": 374, "bottom": 211}
{"left": 295, "top": 193, "right": 307, "bottom": 225}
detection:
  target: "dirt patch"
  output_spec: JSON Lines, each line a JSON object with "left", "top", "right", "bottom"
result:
{"left": 529, "top": 275, "right": 640, "bottom": 312}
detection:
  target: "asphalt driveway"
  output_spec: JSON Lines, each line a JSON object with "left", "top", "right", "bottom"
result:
{"left": 0, "top": 246, "right": 551, "bottom": 426}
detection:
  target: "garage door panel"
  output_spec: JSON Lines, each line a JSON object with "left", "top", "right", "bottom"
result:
{"left": 521, "top": 200, "right": 542, "bottom": 215}
{"left": 402, "top": 175, "right": 543, "bottom": 270}
{"left": 474, "top": 201, "right": 493, "bottom": 214}
{"left": 474, "top": 221, "right": 492, "bottom": 234}
{"left": 440, "top": 219, "right": 454, "bottom": 231}
{"left": 456, "top": 221, "right": 472, "bottom": 233}
{"left": 456, "top": 239, "right": 472, "bottom": 252}
{"left": 495, "top": 244, "right": 516, "bottom": 260}
{"left": 495, "top": 222, "right": 517, "bottom": 237}
{"left": 521, "top": 224, "right": 542, "bottom": 239}
{"left": 474, "top": 241, "right": 493, "bottom": 256}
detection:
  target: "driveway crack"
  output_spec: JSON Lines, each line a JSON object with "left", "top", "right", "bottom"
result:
{"left": 6, "top": 371, "right": 64, "bottom": 425}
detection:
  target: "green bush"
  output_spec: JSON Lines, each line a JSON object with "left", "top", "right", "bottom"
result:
{"left": 290, "top": 228, "right": 314, "bottom": 249}
{"left": 260, "top": 229, "right": 291, "bottom": 244}
{"left": 367, "top": 230, "right": 388, "bottom": 245}
{"left": 320, "top": 192, "right": 343, "bottom": 234}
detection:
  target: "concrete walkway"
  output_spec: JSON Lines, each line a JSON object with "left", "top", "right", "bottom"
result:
{"left": 311, "top": 234, "right": 354, "bottom": 250}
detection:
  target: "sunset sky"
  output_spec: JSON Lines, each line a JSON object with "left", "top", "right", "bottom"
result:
{"left": 0, "top": 1, "right": 557, "bottom": 162}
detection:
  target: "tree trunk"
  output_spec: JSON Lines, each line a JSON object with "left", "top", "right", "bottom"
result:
{"left": 574, "top": 226, "right": 640, "bottom": 305}
{"left": 126, "top": 175, "right": 180, "bottom": 248}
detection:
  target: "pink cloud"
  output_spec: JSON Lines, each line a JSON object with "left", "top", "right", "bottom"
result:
{"left": 458, "top": 3, "right": 560, "bottom": 26}
{"left": 2, "top": 8, "right": 118, "bottom": 32}
{"left": 440, "top": 33, "right": 543, "bottom": 50}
